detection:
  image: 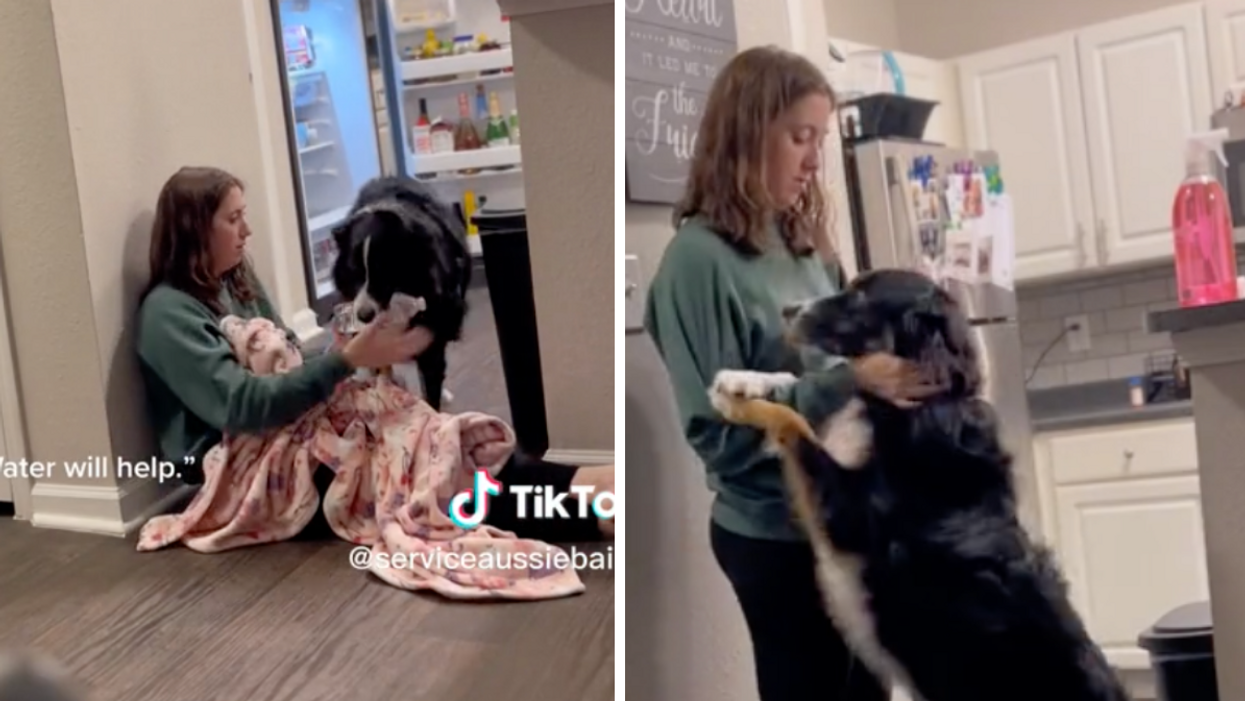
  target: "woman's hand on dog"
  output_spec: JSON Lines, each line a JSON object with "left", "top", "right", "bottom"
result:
{"left": 340, "top": 322, "right": 434, "bottom": 370}
{"left": 851, "top": 353, "right": 943, "bottom": 408}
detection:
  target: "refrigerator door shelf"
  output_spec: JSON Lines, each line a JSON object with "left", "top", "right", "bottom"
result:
{"left": 399, "top": 47, "right": 513, "bottom": 82}
{"left": 409, "top": 144, "right": 521, "bottom": 175}
{"left": 389, "top": 0, "right": 457, "bottom": 32}
{"left": 308, "top": 205, "right": 353, "bottom": 233}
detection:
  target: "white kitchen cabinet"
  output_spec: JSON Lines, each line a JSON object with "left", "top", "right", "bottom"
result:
{"left": 1078, "top": 4, "right": 1214, "bottom": 268}
{"left": 1032, "top": 418, "right": 1209, "bottom": 671}
{"left": 1206, "top": 0, "right": 1245, "bottom": 101}
{"left": 957, "top": 3, "right": 1214, "bottom": 282}
{"left": 1055, "top": 476, "right": 1209, "bottom": 669}
{"left": 958, "top": 34, "right": 1096, "bottom": 281}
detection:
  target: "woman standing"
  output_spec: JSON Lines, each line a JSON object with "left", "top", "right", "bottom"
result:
{"left": 643, "top": 46, "right": 933, "bottom": 700}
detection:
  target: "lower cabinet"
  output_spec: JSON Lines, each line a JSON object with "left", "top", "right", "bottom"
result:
{"left": 1032, "top": 417, "right": 1209, "bottom": 670}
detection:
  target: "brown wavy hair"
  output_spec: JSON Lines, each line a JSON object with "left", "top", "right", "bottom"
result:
{"left": 144, "top": 166, "right": 258, "bottom": 314}
{"left": 674, "top": 45, "right": 837, "bottom": 257}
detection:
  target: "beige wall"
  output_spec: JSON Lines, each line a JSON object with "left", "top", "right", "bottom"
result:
{"left": 51, "top": 0, "right": 294, "bottom": 481}
{"left": 0, "top": 0, "right": 114, "bottom": 490}
{"left": 0, "top": 0, "right": 302, "bottom": 532}
{"left": 824, "top": 0, "right": 900, "bottom": 47}
{"left": 509, "top": 5, "right": 614, "bottom": 453}
{"left": 895, "top": 0, "right": 1194, "bottom": 59}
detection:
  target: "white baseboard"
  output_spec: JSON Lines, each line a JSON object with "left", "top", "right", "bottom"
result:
{"left": 542, "top": 449, "right": 613, "bottom": 466}
{"left": 289, "top": 307, "right": 325, "bottom": 345}
{"left": 30, "top": 478, "right": 195, "bottom": 538}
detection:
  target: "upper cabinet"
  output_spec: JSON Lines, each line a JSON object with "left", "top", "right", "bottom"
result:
{"left": 1078, "top": 5, "right": 1213, "bottom": 268}
{"left": 958, "top": 35, "right": 1095, "bottom": 280}
{"left": 957, "top": 3, "right": 1216, "bottom": 283}
{"left": 1206, "top": 0, "right": 1245, "bottom": 98}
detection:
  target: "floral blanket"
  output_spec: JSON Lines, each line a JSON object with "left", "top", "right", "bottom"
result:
{"left": 136, "top": 314, "right": 586, "bottom": 601}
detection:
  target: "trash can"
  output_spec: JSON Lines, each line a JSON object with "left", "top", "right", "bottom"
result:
{"left": 1138, "top": 601, "right": 1218, "bottom": 701}
{"left": 472, "top": 207, "right": 549, "bottom": 456}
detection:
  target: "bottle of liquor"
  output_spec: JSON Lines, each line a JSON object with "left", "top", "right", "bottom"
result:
{"left": 430, "top": 117, "right": 454, "bottom": 154}
{"left": 508, "top": 109, "right": 520, "bottom": 145}
{"left": 416, "top": 98, "right": 431, "bottom": 126}
{"left": 485, "top": 91, "right": 510, "bottom": 148}
{"left": 453, "top": 91, "right": 483, "bottom": 174}
{"left": 475, "top": 84, "right": 489, "bottom": 124}
{"left": 412, "top": 98, "right": 433, "bottom": 156}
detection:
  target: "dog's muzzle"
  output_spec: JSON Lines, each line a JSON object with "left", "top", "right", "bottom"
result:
{"left": 353, "top": 297, "right": 380, "bottom": 324}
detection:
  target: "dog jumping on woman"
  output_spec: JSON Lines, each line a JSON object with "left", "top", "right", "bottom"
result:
{"left": 331, "top": 175, "right": 472, "bottom": 411}
{"left": 710, "top": 269, "right": 1130, "bottom": 701}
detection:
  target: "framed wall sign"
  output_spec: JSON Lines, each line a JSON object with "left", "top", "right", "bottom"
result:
{"left": 624, "top": 1, "right": 738, "bottom": 204}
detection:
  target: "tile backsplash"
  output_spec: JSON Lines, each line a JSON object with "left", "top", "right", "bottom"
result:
{"left": 1018, "top": 266, "right": 1178, "bottom": 389}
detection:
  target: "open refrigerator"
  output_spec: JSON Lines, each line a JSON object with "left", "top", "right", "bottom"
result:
{"left": 271, "top": 0, "right": 524, "bottom": 321}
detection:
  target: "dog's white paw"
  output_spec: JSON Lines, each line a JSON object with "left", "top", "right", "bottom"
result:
{"left": 709, "top": 370, "right": 798, "bottom": 419}
{"left": 818, "top": 398, "right": 873, "bottom": 469}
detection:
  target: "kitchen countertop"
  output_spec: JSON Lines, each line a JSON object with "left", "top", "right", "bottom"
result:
{"left": 1147, "top": 298, "right": 1245, "bottom": 334}
{"left": 1027, "top": 379, "right": 1192, "bottom": 432}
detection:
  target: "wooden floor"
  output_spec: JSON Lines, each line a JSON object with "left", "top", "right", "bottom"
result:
{"left": 0, "top": 291, "right": 613, "bottom": 701}
{"left": 444, "top": 286, "right": 511, "bottom": 425}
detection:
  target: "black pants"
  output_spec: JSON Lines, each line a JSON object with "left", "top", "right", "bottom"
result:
{"left": 710, "top": 521, "right": 890, "bottom": 701}
{"left": 298, "top": 450, "right": 604, "bottom": 543}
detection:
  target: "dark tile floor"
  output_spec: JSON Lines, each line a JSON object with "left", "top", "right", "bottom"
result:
{"left": 0, "top": 289, "right": 614, "bottom": 701}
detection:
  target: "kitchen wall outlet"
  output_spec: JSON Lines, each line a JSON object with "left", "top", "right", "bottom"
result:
{"left": 1064, "top": 314, "right": 1091, "bottom": 353}
{"left": 625, "top": 254, "right": 646, "bottom": 333}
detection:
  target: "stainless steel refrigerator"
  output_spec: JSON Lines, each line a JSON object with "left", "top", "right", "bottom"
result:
{"left": 843, "top": 137, "right": 1042, "bottom": 534}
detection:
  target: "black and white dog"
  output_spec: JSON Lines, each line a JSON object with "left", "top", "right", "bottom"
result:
{"left": 331, "top": 175, "right": 472, "bottom": 411}
{"left": 710, "top": 269, "right": 1130, "bottom": 701}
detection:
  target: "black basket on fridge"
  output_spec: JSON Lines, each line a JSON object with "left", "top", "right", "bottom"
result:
{"left": 840, "top": 93, "right": 938, "bottom": 142}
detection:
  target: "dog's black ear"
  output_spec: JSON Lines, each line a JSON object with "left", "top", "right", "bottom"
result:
{"left": 331, "top": 223, "right": 351, "bottom": 253}
{"left": 904, "top": 292, "right": 981, "bottom": 397}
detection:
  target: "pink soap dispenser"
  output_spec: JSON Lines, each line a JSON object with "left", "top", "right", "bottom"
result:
{"left": 1172, "top": 128, "right": 1239, "bottom": 307}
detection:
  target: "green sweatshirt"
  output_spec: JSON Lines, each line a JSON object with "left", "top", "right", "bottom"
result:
{"left": 135, "top": 282, "right": 354, "bottom": 481}
{"left": 643, "top": 217, "right": 857, "bottom": 541}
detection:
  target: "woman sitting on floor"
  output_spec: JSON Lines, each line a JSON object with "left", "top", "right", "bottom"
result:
{"left": 134, "top": 165, "right": 613, "bottom": 543}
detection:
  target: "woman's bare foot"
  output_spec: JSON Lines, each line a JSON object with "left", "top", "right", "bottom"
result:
{"left": 571, "top": 464, "right": 615, "bottom": 538}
